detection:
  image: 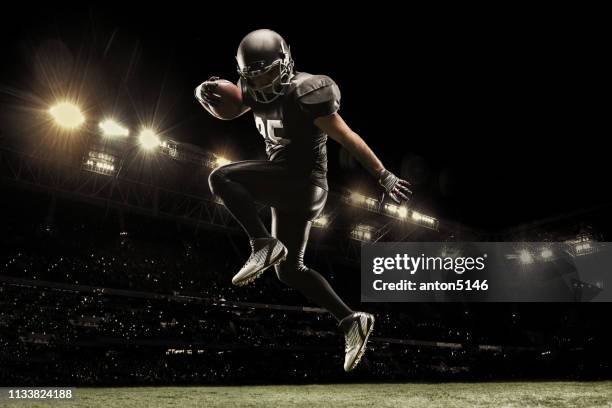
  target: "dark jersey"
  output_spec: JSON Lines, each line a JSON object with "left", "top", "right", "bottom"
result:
{"left": 239, "top": 72, "right": 341, "bottom": 191}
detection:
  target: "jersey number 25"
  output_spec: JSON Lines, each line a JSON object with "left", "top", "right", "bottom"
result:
{"left": 254, "top": 116, "right": 290, "bottom": 146}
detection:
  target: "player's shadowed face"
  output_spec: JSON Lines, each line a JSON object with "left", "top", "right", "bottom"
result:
{"left": 248, "top": 65, "right": 280, "bottom": 90}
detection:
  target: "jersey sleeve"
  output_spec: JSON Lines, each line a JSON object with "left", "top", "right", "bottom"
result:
{"left": 295, "top": 75, "right": 341, "bottom": 119}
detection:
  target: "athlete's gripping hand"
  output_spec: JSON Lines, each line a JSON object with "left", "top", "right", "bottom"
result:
{"left": 379, "top": 169, "right": 412, "bottom": 204}
{"left": 195, "top": 76, "right": 222, "bottom": 107}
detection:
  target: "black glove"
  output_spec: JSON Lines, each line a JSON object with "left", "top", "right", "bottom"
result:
{"left": 194, "top": 76, "right": 222, "bottom": 107}
{"left": 378, "top": 169, "right": 412, "bottom": 204}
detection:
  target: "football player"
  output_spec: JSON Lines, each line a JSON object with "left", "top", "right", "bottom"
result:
{"left": 195, "top": 29, "right": 411, "bottom": 372}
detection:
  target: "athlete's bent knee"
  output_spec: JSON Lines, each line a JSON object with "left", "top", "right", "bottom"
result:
{"left": 208, "top": 165, "right": 230, "bottom": 195}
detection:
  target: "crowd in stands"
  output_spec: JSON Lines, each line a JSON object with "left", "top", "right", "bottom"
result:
{"left": 1, "top": 195, "right": 611, "bottom": 385}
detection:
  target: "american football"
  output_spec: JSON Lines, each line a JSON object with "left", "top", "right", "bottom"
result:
{"left": 203, "top": 79, "right": 244, "bottom": 120}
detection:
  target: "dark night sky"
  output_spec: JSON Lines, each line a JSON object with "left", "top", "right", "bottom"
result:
{"left": 1, "top": 5, "right": 609, "bottom": 231}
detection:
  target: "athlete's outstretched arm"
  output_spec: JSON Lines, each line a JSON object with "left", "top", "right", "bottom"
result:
{"left": 314, "top": 113, "right": 412, "bottom": 203}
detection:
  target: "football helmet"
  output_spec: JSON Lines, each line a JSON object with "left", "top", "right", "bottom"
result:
{"left": 236, "top": 29, "right": 294, "bottom": 104}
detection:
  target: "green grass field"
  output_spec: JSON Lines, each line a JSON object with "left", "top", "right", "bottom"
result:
{"left": 3, "top": 382, "right": 612, "bottom": 408}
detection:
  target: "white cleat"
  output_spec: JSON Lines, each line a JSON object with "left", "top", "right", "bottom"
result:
{"left": 339, "top": 312, "right": 375, "bottom": 372}
{"left": 232, "top": 237, "right": 287, "bottom": 286}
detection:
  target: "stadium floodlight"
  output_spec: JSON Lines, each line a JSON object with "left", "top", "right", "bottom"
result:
{"left": 95, "top": 162, "right": 114, "bottom": 171}
{"left": 575, "top": 242, "right": 592, "bottom": 253}
{"left": 138, "top": 128, "right": 160, "bottom": 150}
{"left": 384, "top": 203, "right": 409, "bottom": 220}
{"left": 349, "top": 191, "right": 366, "bottom": 205}
{"left": 565, "top": 234, "right": 596, "bottom": 256}
{"left": 83, "top": 150, "right": 118, "bottom": 176}
{"left": 364, "top": 197, "right": 378, "bottom": 209}
{"left": 351, "top": 224, "right": 375, "bottom": 242}
{"left": 412, "top": 211, "right": 436, "bottom": 225}
{"left": 385, "top": 203, "right": 398, "bottom": 214}
{"left": 99, "top": 119, "right": 129, "bottom": 137}
{"left": 577, "top": 242, "right": 591, "bottom": 251}
{"left": 348, "top": 191, "right": 379, "bottom": 211}
{"left": 519, "top": 249, "right": 533, "bottom": 265}
{"left": 541, "top": 248, "right": 553, "bottom": 259}
{"left": 159, "top": 140, "right": 179, "bottom": 158}
{"left": 313, "top": 215, "right": 329, "bottom": 228}
{"left": 49, "top": 102, "right": 85, "bottom": 129}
